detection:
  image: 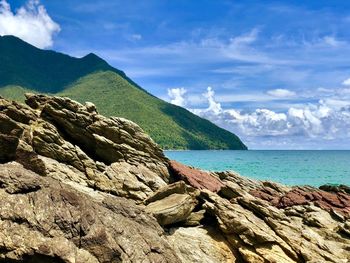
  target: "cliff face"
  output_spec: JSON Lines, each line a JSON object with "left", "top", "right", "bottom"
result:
{"left": 0, "top": 94, "right": 349, "bottom": 263}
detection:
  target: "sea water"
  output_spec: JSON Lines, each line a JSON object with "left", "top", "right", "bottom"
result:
{"left": 165, "top": 150, "right": 350, "bottom": 187}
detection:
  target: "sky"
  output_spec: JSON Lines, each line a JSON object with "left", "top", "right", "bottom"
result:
{"left": 2, "top": 0, "right": 350, "bottom": 149}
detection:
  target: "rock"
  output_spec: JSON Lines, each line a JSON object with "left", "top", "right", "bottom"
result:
{"left": 218, "top": 170, "right": 264, "bottom": 191}
{"left": 85, "top": 101, "right": 97, "bottom": 113}
{"left": 320, "top": 184, "right": 350, "bottom": 194}
{"left": 251, "top": 186, "right": 350, "bottom": 218}
{"left": 33, "top": 94, "right": 168, "bottom": 168}
{"left": 167, "top": 226, "right": 238, "bottom": 263}
{"left": 0, "top": 94, "right": 170, "bottom": 201}
{"left": 144, "top": 182, "right": 200, "bottom": 226}
{"left": 249, "top": 186, "right": 281, "bottom": 206}
{"left": 145, "top": 193, "right": 198, "bottom": 226}
{"left": 201, "top": 186, "right": 350, "bottom": 262}
{"left": 340, "top": 221, "right": 350, "bottom": 237}
{"left": 102, "top": 161, "right": 168, "bottom": 201}
{"left": 183, "top": 210, "right": 206, "bottom": 226}
{"left": 169, "top": 160, "right": 224, "bottom": 192}
{"left": 1, "top": 94, "right": 350, "bottom": 262}
{"left": 201, "top": 190, "right": 298, "bottom": 261}
{"left": 144, "top": 181, "right": 192, "bottom": 205}
{"left": 0, "top": 162, "right": 180, "bottom": 263}
{"left": 0, "top": 133, "right": 20, "bottom": 162}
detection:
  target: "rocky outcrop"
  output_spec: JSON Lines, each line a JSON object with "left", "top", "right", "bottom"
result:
{"left": 0, "top": 162, "right": 179, "bottom": 262}
{"left": 0, "top": 94, "right": 349, "bottom": 262}
{"left": 169, "top": 160, "right": 224, "bottom": 192}
{"left": 250, "top": 185, "right": 350, "bottom": 218}
{"left": 0, "top": 94, "right": 169, "bottom": 202}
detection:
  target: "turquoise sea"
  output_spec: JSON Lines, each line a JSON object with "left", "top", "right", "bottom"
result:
{"left": 165, "top": 150, "right": 350, "bottom": 187}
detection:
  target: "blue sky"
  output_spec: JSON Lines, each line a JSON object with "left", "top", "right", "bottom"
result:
{"left": 2, "top": 0, "right": 350, "bottom": 149}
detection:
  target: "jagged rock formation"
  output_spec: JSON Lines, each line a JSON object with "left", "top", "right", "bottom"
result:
{"left": 1, "top": 94, "right": 169, "bottom": 202}
{"left": 0, "top": 94, "right": 349, "bottom": 262}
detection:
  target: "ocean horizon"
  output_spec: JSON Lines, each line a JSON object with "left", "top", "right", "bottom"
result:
{"left": 165, "top": 150, "right": 350, "bottom": 187}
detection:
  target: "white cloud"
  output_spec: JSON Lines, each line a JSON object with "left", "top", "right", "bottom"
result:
{"left": 190, "top": 87, "right": 350, "bottom": 148}
{"left": 267, "top": 88, "right": 296, "bottom": 98}
{"left": 229, "top": 28, "right": 259, "bottom": 46}
{"left": 167, "top": 88, "right": 187, "bottom": 107}
{"left": 342, "top": 78, "right": 350, "bottom": 86}
{"left": 0, "top": 0, "right": 60, "bottom": 48}
{"left": 203, "top": 87, "right": 222, "bottom": 115}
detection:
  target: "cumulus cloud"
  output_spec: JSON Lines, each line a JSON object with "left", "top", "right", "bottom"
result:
{"left": 191, "top": 87, "right": 350, "bottom": 148}
{"left": 0, "top": 0, "right": 60, "bottom": 48}
{"left": 342, "top": 78, "right": 350, "bottom": 86}
{"left": 267, "top": 88, "right": 296, "bottom": 98}
{"left": 167, "top": 88, "right": 187, "bottom": 107}
{"left": 203, "top": 87, "right": 222, "bottom": 115}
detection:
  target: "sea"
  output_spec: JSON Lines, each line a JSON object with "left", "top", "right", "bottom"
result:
{"left": 164, "top": 150, "right": 350, "bottom": 187}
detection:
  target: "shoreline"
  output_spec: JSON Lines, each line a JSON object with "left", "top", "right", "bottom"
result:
{"left": 0, "top": 94, "right": 349, "bottom": 262}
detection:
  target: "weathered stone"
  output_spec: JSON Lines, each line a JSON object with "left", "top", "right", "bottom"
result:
{"left": 145, "top": 193, "right": 198, "bottom": 226}
{"left": 167, "top": 226, "right": 238, "bottom": 263}
{"left": 144, "top": 181, "right": 198, "bottom": 205}
{"left": 85, "top": 101, "right": 97, "bottom": 113}
{"left": 169, "top": 160, "right": 224, "bottom": 192}
{"left": 183, "top": 210, "right": 206, "bottom": 226}
{"left": 320, "top": 184, "right": 350, "bottom": 194}
{"left": 1, "top": 94, "right": 350, "bottom": 262}
{"left": 251, "top": 186, "right": 350, "bottom": 218}
{"left": 1, "top": 94, "right": 170, "bottom": 201}
{"left": 0, "top": 162, "right": 180, "bottom": 263}
{"left": 201, "top": 190, "right": 298, "bottom": 261}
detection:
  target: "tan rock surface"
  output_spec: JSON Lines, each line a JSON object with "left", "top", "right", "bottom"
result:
{"left": 0, "top": 162, "right": 179, "bottom": 262}
{"left": 1, "top": 94, "right": 349, "bottom": 262}
{"left": 1, "top": 94, "right": 169, "bottom": 201}
{"left": 167, "top": 226, "right": 238, "bottom": 263}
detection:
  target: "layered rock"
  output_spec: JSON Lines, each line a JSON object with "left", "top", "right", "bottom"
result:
{"left": 0, "top": 94, "right": 169, "bottom": 202}
{"left": 250, "top": 185, "right": 350, "bottom": 218}
{"left": 145, "top": 181, "right": 199, "bottom": 226}
{"left": 169, "top": 160, "right": 224, "bottom": 192}
{"left": 0, "top": 94, "right": 349, "bottom": 262}
{"left": 0, "top": 162, "right": 179, "bottom": 262}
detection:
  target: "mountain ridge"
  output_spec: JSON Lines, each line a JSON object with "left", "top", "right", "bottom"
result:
{"left": 0, "top": 35, "right": 247, "bottom": 150}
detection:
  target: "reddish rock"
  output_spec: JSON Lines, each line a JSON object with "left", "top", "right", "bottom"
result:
{"left": 249, "top": 187, "right": 281, "bottom": 206}
{"left": 169, "top": 160, "right": 224, "bottom": 192}
{"left": 251, "top": 186, "right": 350, "bottom": 218}
{"left": 278, "top": 190, "right": 309, "bottom": 207}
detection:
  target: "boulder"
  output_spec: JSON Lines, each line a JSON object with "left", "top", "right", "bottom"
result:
{"left": 145, "top": 193, "right": 198, "bottom": 226}
{"left": 169, "top": 160, "right": 224, "bottom": 192}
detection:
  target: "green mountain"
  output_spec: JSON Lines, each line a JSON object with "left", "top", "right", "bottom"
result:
{"left": 0, "top": 35, "right": 247, "bottom": 150}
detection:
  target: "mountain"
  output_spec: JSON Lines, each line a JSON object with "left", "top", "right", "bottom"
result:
{"left": 0, "top": 35, "right": 247, "bottom": 150}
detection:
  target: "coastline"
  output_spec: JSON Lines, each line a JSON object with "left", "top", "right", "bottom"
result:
{"left": 0, "top": 94, "right": 349, "bottom": 262}
{"left": 165, "top": 150, "right": 350, "bottom": 187}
